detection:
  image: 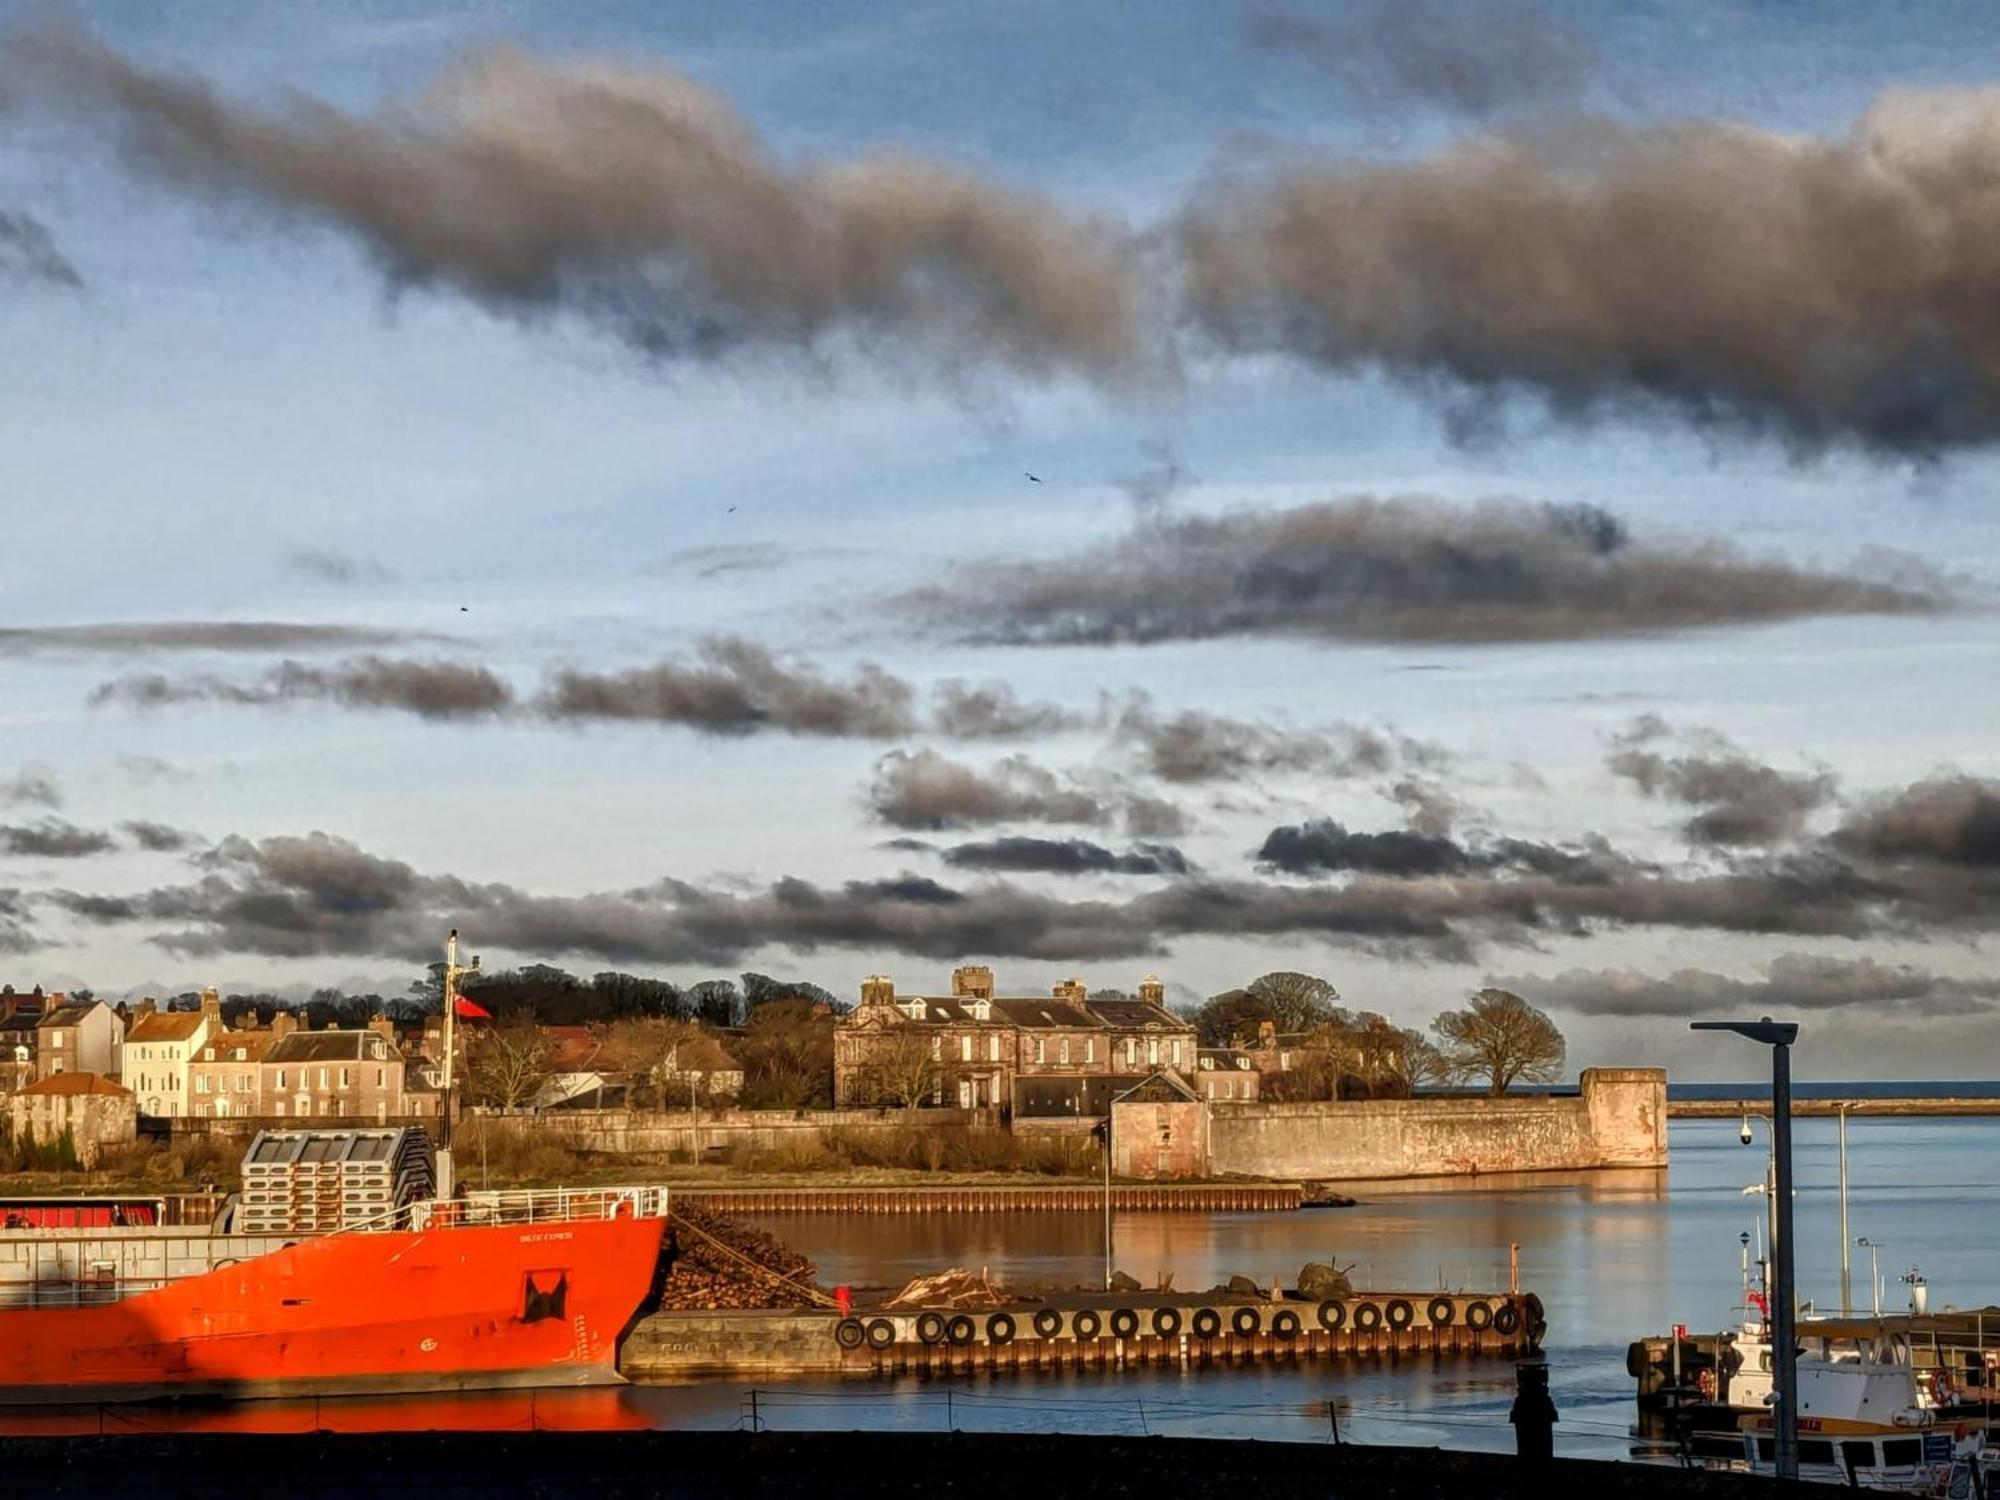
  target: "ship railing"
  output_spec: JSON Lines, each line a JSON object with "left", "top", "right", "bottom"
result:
{"left": 328, "top": 1184, "right": 672, "bottom": 1236}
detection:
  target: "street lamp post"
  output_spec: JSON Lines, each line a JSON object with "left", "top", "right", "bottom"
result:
{"left": 1692, "top": 1017, "right": 1799, "bottom": 1483}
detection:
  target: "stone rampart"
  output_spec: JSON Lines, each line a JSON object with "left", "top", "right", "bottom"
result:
{"left": 1205, "top": 1068, "right": 1667, "bottom": 1182}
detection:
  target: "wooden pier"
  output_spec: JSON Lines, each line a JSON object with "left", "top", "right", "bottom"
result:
{"left": 621, "top": 1291, "right": 1541, "bottom": 1381}
{"left": 671, "top": 1183, "right": 1303, "bottom": 1214}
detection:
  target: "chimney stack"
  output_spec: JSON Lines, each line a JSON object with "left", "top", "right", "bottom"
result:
{"left": 860, "top": 975, "right": 896, "bottom": 1008}
{"left": 1138, "top": 975, "right": 1165, "bottom": 1006}
{"left": 269, "top": 1011, "right": 298, "bottom": 1040}
{"left": 1052, "top": 978, "right": 1087, "bottom": 1006}
{"left": 951, "top": 965, "right": 994, "bottom": 1000}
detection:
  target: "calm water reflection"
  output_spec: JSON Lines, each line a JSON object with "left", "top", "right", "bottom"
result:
{"left": 0, "top": 1119, "right": 1991, "bottom": 1459}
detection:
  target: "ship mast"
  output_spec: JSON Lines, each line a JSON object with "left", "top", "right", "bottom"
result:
{"left": 437, "top": 928, "right": 478, "bottom": 1199}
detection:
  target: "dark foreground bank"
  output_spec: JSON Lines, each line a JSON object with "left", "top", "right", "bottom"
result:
{"left": 3, "top": 1429, "right": 1819, "bottom": 1498}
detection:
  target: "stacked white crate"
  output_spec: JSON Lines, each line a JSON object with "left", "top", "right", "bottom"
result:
{"left": 236, "top": 1128, "right": 436, "bottom": 1234}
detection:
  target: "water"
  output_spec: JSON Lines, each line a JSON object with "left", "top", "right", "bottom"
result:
{"left": 2, "top": 1118, "right": 1994, "bottom": 1456}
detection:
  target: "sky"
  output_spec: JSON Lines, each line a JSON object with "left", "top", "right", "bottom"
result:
{"left": 2, "top": 0, "right": 1999, "bottom": 1081}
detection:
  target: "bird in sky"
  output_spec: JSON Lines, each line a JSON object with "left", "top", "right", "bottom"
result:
{"left": 727, "top": 504, "right": 738, "bottom": 512}
{"left": 1025, "top": 472, "right": 1042, "bottom": 483}
{"left": 459, "top": 606, "right": 469, "bottom": 613}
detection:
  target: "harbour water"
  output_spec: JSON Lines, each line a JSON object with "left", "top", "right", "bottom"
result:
{"left": 0, "top": 1116, "right": 1993, "bottom": 1457}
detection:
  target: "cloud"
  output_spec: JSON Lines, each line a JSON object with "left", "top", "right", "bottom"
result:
{"left": 92, "top": 656, "right": 514, "bottom": 720}
{"left": 650, "top": 543, "right": 794, "bottom": 580}
{"left": 0, "top": 207, "right": 82, "bottom": 288}
{"left": 1112, "top": 690, "right": 1435, "bottom": 783}
{"left": 1607, "top": 720, "right": 1839, "bottom": 846}
{"left": 1249, "top": 1, "right": 1594, "bottom": 119}
{"left": 0, "top": 763, "right": 61, "bottom": 808}
{"left": 540, "top": 636, "right": 914, "bottom": 737}
{"left": 1178, "top": 92, "right": 2000, "bottom": 452}
{"left": 120, "top": 820, "right": 201, "bottom": 853}
{"left": 868, "top": 749, "right": 1111, "bottom": 830}
{"left": 2, "top": 18, "right": 1147, "bottom": 385}
{"left": 0, "top": 819, "right": 116, "bottom": 858}
{"left": 1497, "top": 953, "right": 2000, "bottom": 1020}
{"left": 909, "top": 497, "right": 1940, "bottom": 647}
{"left": 0, "top": 888, "right": 35, "bottom": 954}
{"left": 941, "top": 836, "right": 1193, "bottom": 877}
{"left": 0, "top": 622, "right": 417, "bottom": 655}
{"left": 929, "top": 680, "right": 1084, "bottom": 740}
{"left": 1389, "top": 777, "right": 1462, "bottom": 837}
{"left": 1833, "top": 776, "right": 2000, "bottom": 868}
{"left": 286, "top": 549, "right": 396, "bottom": 585}
{"left": 1256, "top": 817, "right": 1624, "bottom": 881}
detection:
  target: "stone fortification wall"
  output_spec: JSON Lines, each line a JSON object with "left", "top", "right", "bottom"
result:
{"left": 1205, "top": 1068, "right": 1667, "bottom": 1181}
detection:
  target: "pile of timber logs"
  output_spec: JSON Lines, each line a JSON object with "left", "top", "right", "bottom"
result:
{"left": 658, "top": 1205, "right": 824, "bottom": 1311}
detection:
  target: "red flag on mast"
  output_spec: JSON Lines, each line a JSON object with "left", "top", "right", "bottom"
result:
{"left": 453, "top": 995, "right": 492, "bottom": 1020}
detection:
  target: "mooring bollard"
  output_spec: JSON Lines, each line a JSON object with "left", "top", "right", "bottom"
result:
{"left": 1509, "top": 1358, "right": 1557, "bottom": 1472}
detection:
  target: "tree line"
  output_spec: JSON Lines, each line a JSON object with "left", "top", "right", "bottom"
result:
{"left": 1189, "top": 972, "right": 1565, "bottom": 1098}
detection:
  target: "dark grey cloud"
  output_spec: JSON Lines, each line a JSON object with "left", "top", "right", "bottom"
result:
{"left": 868, "top": 749, "right": 1112, "bottom": 830}
{"left": 2, "top": 18, "right": 1146, "bottom": 384}
{"left": 929, "top": 680, "right": 1084, "bottom": 740}
{"left": 941, "top": 836, "right": 1193, "bottom": 877}
{"left": 286, "top": 549, "right": 396, "bottom": 585}
{"left": 1497, "top": 953, "right": 2000, "bottom": 1020}
{"left": 1249, "top": 1, "right": 1595, "bottom": 119}
{"left": 117, "top": 754, "right": 191, "bottom": 783}
{"left": 911, "top": 498, "right": 1939, "bottom": 648}
{"left": 0, "top": 818, "right": 116, "bottom": 859}
{"left": 1607, "top": 720, "right": 1839, "bottom": 846}
{"left": 1112, "top": 691, "right": 1436, "bottom": 783}
{"left": 0, "top": 207, "right": 82, "bottom": 288}
{"left": 0, "top": 621, "right": 416, "bottom": 655}
{"left": 541, "top": 636, "right": 914, "bottom": 737}
{"left": 120, "top": 820, "right": 201, "bottom": 853}
{"left": 92, "top": 656, "right": 513, "bottom": 720}
{"left": 0, "top": 763, "right": 61, "bottom": 809}
{"left": 1833, "top": 776, "right": 2000, "bottom": 868}
{"left": 0, "top": 888, "right": 35, "bottom": 954}
{"left": 1256, "top": 817, "right": 1624, "bottom": 881}
{"left": 1179, "top": 96, "right": 2000, "bottom": 452}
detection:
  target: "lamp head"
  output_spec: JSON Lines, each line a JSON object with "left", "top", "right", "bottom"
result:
{"left": 1740, "top": 1115, "right": 1754, "bottom": 1145}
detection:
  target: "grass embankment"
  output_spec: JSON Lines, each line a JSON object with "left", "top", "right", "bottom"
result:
{"left": 0, "top": 1121, "right": 1116, "bottom": 1196}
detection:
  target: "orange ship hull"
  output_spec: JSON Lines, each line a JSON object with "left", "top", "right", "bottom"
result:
{"left": 0, "top": 1213, "right": 666, "bottom": 1403}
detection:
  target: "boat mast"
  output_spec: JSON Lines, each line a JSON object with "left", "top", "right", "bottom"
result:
{"left": 437, "top": 928, "right": 478, "bottom": 1199}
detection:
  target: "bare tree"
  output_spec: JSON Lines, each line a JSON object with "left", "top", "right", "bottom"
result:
{"left": 466, "top": 1022, "right": 556, "bottom": 1110}
{"left": 1432, "top": 989, "right": 1566, "bottom": 1094}
{"left": 862, "top": 1027, "right": 943, "bottom": 1112}
{"left": 602, "top": 1017, "right": 699, "bottom": 1108}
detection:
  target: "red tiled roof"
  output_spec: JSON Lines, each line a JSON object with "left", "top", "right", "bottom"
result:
{"left": 19, "top": 1072, "right": 129, "bottom": 1097}
{"left": 126, "top": 1011, "right": 211, "bottom": 1043}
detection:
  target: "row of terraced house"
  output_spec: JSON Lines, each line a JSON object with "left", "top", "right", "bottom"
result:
{"left": 833, "top": 966, "right": 1263, "bottom": 1114}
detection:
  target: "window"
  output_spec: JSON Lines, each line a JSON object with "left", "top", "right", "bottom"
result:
{"left": 50, "top": 1034, "right": 62, "bottom": 1048}
{"left": 339, "top": 1068, "right": 350, "bottom": 1087}
{"left": 276, "top": 1070, "right": 287, "bottom": 1089}
{"left": 1085, "top": 1039, "right": 1095, "bottom": 1064}
{"left": 236, "top": 1076, "right": 250, "bottom": 1093}
{"left": 1035, "top": 1038, "right": 1045, "bottom": 1065}
{"left": 273, "top": 1101, "right": 285, "bottom": 1117}
{"left": 376, "top": 1067, "right": 385, "bottom": 1087}
{"left": 986, "top": 1036, "right": 999, "bottom": 1063}
{"left": 1171, "top": 1040, "right": 1182, "bottom": 1066}
{"left": 959, "top": 1036, "right": 972, "bottom": 1062}
{"left": 1148, "top": 1039, "right": 1159, "bottom": 1065}
{"left": 196, "top": 1076, "right": 209, "bottom": 1094}
{"left": 1059, "top": 1038, "right": 1070, "bottom": 1065}
{"left": 1124, "top": 1038, "right": 1136, "bottom": 1066}
{"left": 930, "top": 1037, "right": 942, "bottom": 1061}
{"left": 1881, "top": 1440, "right": 1921, "bottom": 1467}
{"left": 1797, "top": 1440, "right": 1833, "bottom": 1466}
{"left": 318, "top": 1068, "right": 329, "bottom": 1088}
